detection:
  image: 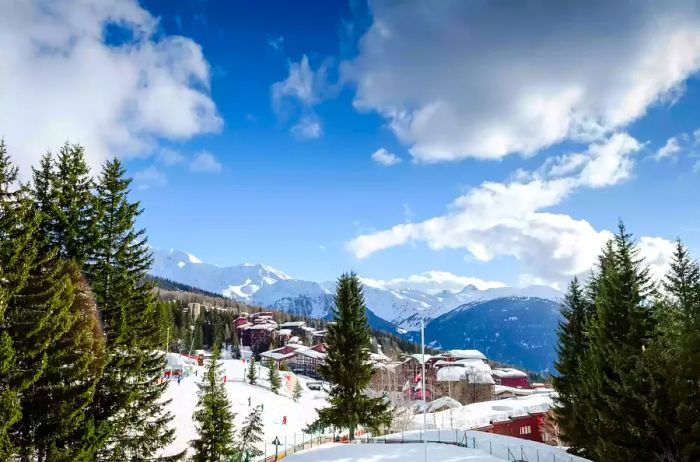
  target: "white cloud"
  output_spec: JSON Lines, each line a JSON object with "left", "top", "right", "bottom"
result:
{"left": 155, "top": 147, "right": 186, "bottom": 166}
{"left": 345, "top": 1, "right": 700, "bottom": 162}
{"left": 271, "top": 55, "right": 331, "bottom": 139}
{"left": 655, "top": 136, "right": 683, "bottom": 160}
{"left": 371, "top": 148, "right": 402, "bottom": 166}
{"left": 347, "top": 133, "right": 673, "bottom": 287}
{"left": 291, "top": 115, "right": 323, "bottom": 140}
{"left": 362, "top": 271, "right": 506, "bottom": 294}
{"left": 0, "top": 0, "right": 222, "bottom": 178}
{"left": 189, "top": 151, "right": 222, "bottom": 173}
{"left": 134, "top": 166, "right": 167, "bottom": 189}
{"left": 268, "top": 36, "right": 284, "bottom": 51}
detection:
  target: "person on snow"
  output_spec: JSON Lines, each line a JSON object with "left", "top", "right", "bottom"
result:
{"left": 248, "top": 397, "right": 251, "bottom": 406}
{"left": 282, "top": 416, "right": 287, "bottom": 425}
{"left": 177, "top": 375, "right": 181, "bottom": 385}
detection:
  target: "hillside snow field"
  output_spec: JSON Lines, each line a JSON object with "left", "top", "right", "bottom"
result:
{"left": 159, "top": 353, "right": 329, "bottom": 459}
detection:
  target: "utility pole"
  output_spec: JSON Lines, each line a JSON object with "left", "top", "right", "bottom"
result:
{"left": 421, "top": 316, "right": 427, "bottom": 462}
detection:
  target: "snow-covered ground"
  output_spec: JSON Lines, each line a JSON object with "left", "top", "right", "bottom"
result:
{"left": 159, "top": 353, "right": 329, "bottom": 458}
{"left": 284, "top": 442, "right": 502, "bottom": 462}
{"left": 412, "top": 392, "right": 555, "bottom": 430}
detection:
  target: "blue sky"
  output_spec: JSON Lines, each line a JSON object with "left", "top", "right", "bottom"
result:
{"left": 3, "top": 0, "right": 700, "bottom": 291}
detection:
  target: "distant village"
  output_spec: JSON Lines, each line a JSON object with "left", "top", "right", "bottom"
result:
{"left": 183, "top": 302, "right": 556, "bottom": 444}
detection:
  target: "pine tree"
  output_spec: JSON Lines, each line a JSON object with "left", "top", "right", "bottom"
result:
{"left": 0, "top": 284, "right": 18, "bottom": 461}
{"left": 267, "top": 359, "right": 281, "bottom": 394}
{"left": 236, "top": 406, "right": 263, "bottom": 462}
{"left": 247, "top": 357, "right": 257, "bottom": 384}
{"left": 89, "top": 158, "right": 173, "bottom": 458}
{"left": 313, "top": 273, "right": 392, "bottom": 439}
{"left": 191, "top": 343, "right": 236, "bottom": 462}
{"left": 579, "top": 223, "right": 659, "bottom": 460}
{"left": 552, "top": 278, "right": 594, "bottom": 457}
{"left": 292, "top": 381, "right": 302, "bottom": 402}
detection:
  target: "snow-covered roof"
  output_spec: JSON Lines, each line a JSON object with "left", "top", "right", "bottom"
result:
{"left": 427, "top": 396, "right": 462, "bottom": 412}
{"left": 296, "top": 348, "right": 325, "bottom": 360}
{"left": 494, "top": 385, "right": 533, "bottom": 396}
{"left": 260, "top": 351, "right": 297, "bottom": 361}
{"left": 278, "top": 329, "right": 292, "bottom": 336}
{"left": 280, "top": 321, "right": 306, "bottom": 328}
{"left": 436, "top": 362, "right": 494, "bottom": 384}
{"left": 448, "top": 349, "right": 487, "bottom": 360}
{"left": 492, "top": 368, "right": 528, "bottom": 378}
{"left": 406, "top": 354, "right": 434, "bottom": 365}
{"left": 243, "top": 324, "right": 276, "bottom": 331}
{"left": 412, "top": 393, "right": 555, "bottom": 431}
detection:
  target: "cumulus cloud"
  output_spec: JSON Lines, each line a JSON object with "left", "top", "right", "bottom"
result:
{"left": 0, "top": 0, "right": 222, "bottom": 178}
{"left": 655, "top": 136, "right": 683, "bottom": 160}
{"left": 371, "top": 148, "right": 402, "bottom": 166}
{"left": 189, "top": 151, "right": 222, "bottom": 173}
{"left": 271, "top": 55, "right": 331, "bottom": 139}
{"left": 348, "top": 133, "right": 673, "bottom": 287}
{"left": 134, "top": 166, "right": 167, "bottom": 189}
{"left": 362, "top": 271, "right": 505, "bottom": 294}
{"left": 345, "top": 0, "right": 700, "bottom": 162}
{"left": 291, "top": 115, "right": 323, "bottom": 140}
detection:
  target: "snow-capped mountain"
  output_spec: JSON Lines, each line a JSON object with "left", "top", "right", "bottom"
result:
{"left": 150, "top": 249, "right": 291, "bottom": 300}
{"left": 151, "top": 249, "right": 561, "bottom": 330}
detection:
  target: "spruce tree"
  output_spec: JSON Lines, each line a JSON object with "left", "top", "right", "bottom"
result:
{"left": 579, "top": 223, "right": 658, "bottom": 460}
{"left": 237, "top": 406, "right": 263, "bottom": 462}
{"left": 313, "top": 273, "right": 392, "bottom": 439}
{"left": 552, "top": 278, "right": 594, "bottom": 457}
{"left": 89, "top": 158, "right": 173, "bottom": 458}
{"left": 267, "top": 359, "right": 281, "bottom": 394}
{"left": 292, "top": 381, "right": 302, "bottom": 402}
{"left": 17, "top": 262, "right": 106, "bottom": 461}
{"left": 660, "top": 241, "right": 700, "bottom": 458}
{"left": 47, "top": 143, "right": 99, "bottom": 266}
{"left": 0, "top": 141, "right": 78, "bottom": 460}
{"left": 247, "top": 357, "right": 257, "bottom": 384}
{"left": 191, "top": 343, "right": 236, "bottom": 462}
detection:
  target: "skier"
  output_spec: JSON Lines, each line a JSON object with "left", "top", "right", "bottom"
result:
{"left": 248, "top": 397, "right": 251, "bottom": 406}
{"left": 282, "top": 415, "right": 287, "bottom": 425}
{"left": 177, "top": 375, "right": 181, "bottom": 386}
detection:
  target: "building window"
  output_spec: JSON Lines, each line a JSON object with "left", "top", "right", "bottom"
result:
{"left": 519, "top": 425, "right": 531, "bottom": 435}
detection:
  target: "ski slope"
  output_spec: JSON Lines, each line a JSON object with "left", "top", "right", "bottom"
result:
{"left": 159, "top": 354, "right": 329, "bottom": 458}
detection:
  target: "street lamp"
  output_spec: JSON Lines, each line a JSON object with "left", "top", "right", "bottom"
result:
{"left": 420, "top": 315, "right": 427, "bottom": 462}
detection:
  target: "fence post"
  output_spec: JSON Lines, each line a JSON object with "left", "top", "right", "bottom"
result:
{"left": 294, "top": 434, "right": 296, "bottom": 453}
{"left": 537, "top": 449, "right": 539, "bottom": 462}
{"left": 489, "top": 441, "right": 492, "bottom": 455}
{"left": 438, "top": 428, "right": 440, "bottom": 443}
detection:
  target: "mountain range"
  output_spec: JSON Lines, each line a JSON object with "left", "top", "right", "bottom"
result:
{"left": 151, "top": 249, "right": 563, "bottom": 372}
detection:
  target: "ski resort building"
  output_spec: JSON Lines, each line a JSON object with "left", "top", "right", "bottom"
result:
{"left": 492, "top": 368, "right": 529, "bottom": 388}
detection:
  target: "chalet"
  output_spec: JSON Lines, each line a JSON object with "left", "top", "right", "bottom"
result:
{"left": 238, "top": 323, "right": 275, "bottom": 347}
{"left": 279, "top": 321, "right": 307, "bottom": 337}
{"left": 260, "top": 344, "right": 308, "bottom": 366}
{"left": 232, "top": 316, "right": 249, "bottom": 329}
{"left": 492, "top": 368, "right": 529, "bottom": 388}
{"left": 286, "top": 345, "right": 326, "bottom": 379}
{"left": 259, "top": 343, "right": 328, "bottom": 379}
{"left": 434, "top": 359, "right": 494, "bottom": 404}
{"left": 275, "top": 328, "right": 293, "bottom": 343}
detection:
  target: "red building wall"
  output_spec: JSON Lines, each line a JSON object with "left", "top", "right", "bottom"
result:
{"left": 499, "top": 376, "right": 529, "bottom": 388}
{"left": 486, "top": 414, "right": 544, "bottom": 442}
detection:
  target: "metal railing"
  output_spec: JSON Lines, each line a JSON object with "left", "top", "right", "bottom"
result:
{"left": 229, "top": 428, "right": 588, "bottom": 462}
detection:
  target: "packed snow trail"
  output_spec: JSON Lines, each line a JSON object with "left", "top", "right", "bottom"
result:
{"left": 159, "top": 354, "right": 329, "bottom": 458}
